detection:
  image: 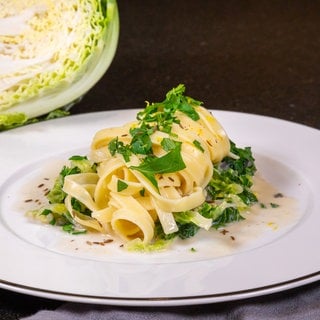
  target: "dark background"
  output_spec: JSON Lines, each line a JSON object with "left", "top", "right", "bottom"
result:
{"left": 1, "top": 0, "right": 319, "bottom": 319}
{"left": 75, "top": 0, "right": 320, "bottom": 129}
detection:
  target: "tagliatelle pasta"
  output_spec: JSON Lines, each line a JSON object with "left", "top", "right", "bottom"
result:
{"left": 27, "top": 85, "right": 258, "bottom": 251}
{"left": 62, "top": 106, "right": 230, "bottom": 244}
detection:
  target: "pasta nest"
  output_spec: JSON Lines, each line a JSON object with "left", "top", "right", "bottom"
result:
{"left": 62, "top": 106, "right": 230, "bottom": 244}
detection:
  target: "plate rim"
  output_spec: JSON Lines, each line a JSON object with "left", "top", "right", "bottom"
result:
{"left": 0, "top": 109, "right": 319, "bottom": 305}
{"left": 1, "top": 271, "right": 319, "bottom": 306}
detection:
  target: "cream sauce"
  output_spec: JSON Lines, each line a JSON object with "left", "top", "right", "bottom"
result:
{"left": 205, "top": 173, "right": 300, "bottom": 252}
{"left": 16, "top": 162, "right": 301, "bottom": 263}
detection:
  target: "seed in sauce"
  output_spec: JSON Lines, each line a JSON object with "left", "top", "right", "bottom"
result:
{"left": 86, "top": 239, "right": 114, "bottom": 246}
{"left": 274, "top": 193, "right": 284, "bottom": 198}
{"left": 93, "top": 241, "right": 104, "bottom": 246}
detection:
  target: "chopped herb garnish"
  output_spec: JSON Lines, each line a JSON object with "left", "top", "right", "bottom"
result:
{"left": 108, "top": 137, "right": 132, "bottom": 162}
{"left": 71, "top": 198, "right": 92, "bottom": 216}
{"left": 161, "top": 138, "right": 180, "bottom": 151}
{"left": 26, "top": 85, "right": 261, "bottom": 252}
{"left": 129, "top": 126, "right": 153, "bottom": 155}
{"left": 193, "top": 140, "right": 205, "bottom": 152}
{"left": 130, "top": 142, "right": 186, "bottom": 189}
{"left": 63, "top": 223, "right": 87, "bottom": 235}
{"left": 108, "top": 84, "right": 201, "bottom": 162}
{"left": 178, "top": 100, "right": 200, "bottom": 121}
{"left": 117, "top": 179, "right": 129, "bottom": 192}
{"left": 136, "top": 84, "right": 200, "bottom": 133}
{"left": 69, "top": 155, "right": 87, "bottom": 161}
{"left": 41, "top": 208, "right": 52, "bottom": 216}
{"left": 105, "top": 85, "right": 202, "bottom": 188}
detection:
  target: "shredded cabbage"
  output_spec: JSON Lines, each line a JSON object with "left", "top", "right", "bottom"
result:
{"left": 0, "top": 0, "right": 118, "bottom": 127}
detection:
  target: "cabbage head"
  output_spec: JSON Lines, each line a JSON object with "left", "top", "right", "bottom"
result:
{"left": 0, "top": 0, "right": 119, "bottom": 129}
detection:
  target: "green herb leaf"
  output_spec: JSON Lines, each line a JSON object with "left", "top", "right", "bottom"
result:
{"left": 60, "top": 166, "right": 81, "bottom": 178}
{"left": 41, "top": 209, "right": 52, "bottom": 216}
{"left": 130, "top": 143, "right": 186, "bottom": 189}
{"left": 193, "top": 140, "right": 205, "bottom": 152}
{"left": 136, "top": 84, "right": 201, "bottom": 135}
{"left": 270, "top": 203, "right": 280, "bottom": 208}
{"left": 178, "top": 100, "right": 200, "bottom": 121}
{"left": 62, "top": 223, "right": 86, "bottom": 235}
{"left": 117, "top": 179, "right": 129, "bottom": 192}
{"left": 108, "top": 137, "right": 132, "bottom": 162}
{"left": 70, "top": 197, "right": 92, "bottom": 216}
{"left": 49, "top": 217, "right": 56, "bottom": 225}
{"left": 129, "top": 127, "right": 153, "bottom": 155}
{"left": 161, "top": 138, "right": 180, "bottom": 151}
{"left": 69, "top": 155, "right": 88, "bottom": 161}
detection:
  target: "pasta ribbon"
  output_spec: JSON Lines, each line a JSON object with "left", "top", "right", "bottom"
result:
{"left": 61, "top": 105, "right": 230, "bottom": 244}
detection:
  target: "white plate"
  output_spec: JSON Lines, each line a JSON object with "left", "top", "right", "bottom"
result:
{"left": 0, "top": 110, "right": 319, "bottom": 306}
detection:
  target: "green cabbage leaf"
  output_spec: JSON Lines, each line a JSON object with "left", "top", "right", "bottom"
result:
{"left": 0, "top": 0, "right": 118, "bottom": 130}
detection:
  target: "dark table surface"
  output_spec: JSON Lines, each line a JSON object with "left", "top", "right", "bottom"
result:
{"left": 1, "top": 0, "right": 320, "bottom": 319}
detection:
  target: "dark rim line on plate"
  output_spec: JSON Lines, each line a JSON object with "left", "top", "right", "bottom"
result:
{"left": 0, "top": 271, "right": 319, "bottom": 304}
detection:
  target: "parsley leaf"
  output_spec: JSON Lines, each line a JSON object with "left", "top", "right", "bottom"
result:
{"left": 62, "top": 223, "right": 86, "bottom": 235}
{"left": 193, "top": 140, "right": 205, "bottom": 152}
{"left": 178, "top": 100, "right": 200, "bottom": 121}
{"left": 117, "top": 179, "right": 129, "bottom": 192}
{"left": 136, "top": 84, "right": 201, "bottom": 134}
{"left": 108, "top": 137, "right": 132, "bottom": 162}
{"left": 68, "top": 155, "right": 87, "bottom": 161}
{"left": 130, "top": 142, "right": 186, "bottom": 189}
{"left": 129, "top": 126, "right": 153, "bottom": 155}
{"left": 161, "top": 138, "right": 180, "bottom": 151}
